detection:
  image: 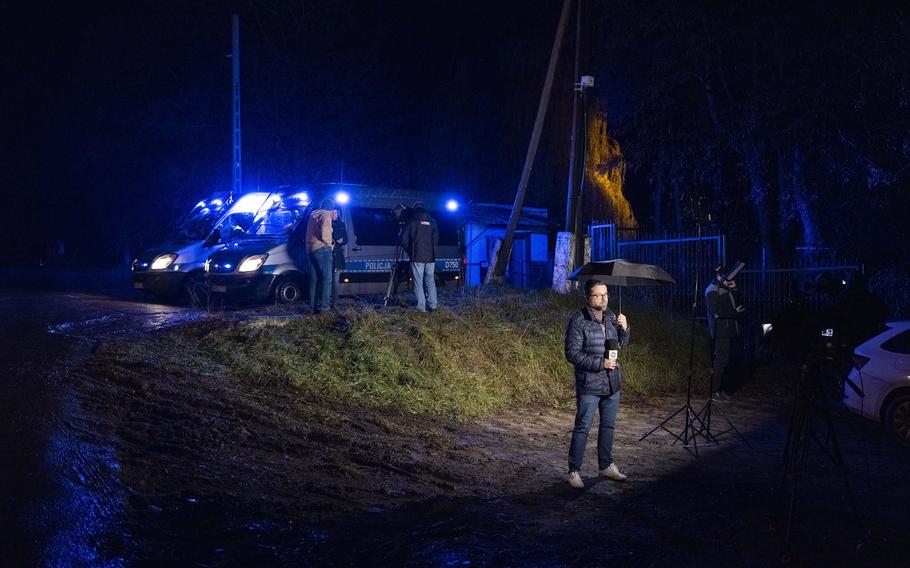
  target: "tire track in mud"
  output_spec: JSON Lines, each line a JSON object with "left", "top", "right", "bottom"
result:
{"left": 0, "top": 291, "right": 197, "bottom": 566}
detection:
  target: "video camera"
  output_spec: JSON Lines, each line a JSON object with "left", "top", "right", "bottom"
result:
{"left": 390, "top": 203, "right": 413, "bottom": 225}
{"left": 762, "top": 275, "right": 860, "bottom": 398}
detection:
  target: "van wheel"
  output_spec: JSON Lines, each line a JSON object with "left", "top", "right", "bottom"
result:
{"left": 884, "top": 394, "right": 910, "bottom": 446}
{"left": 184, "top": 274, "right": 208, "bottom": 308}
{"left": 274, "top": 278, "right": 303, "bottom": 304}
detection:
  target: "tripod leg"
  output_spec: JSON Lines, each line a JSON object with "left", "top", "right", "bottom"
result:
{"left": 709, "top": 405, "right": 751, "bottom": 447}
{"left": 818, "top": 400, "right": 863, "bottom": 527}
{"left": 782, "top": 403, "right": 812, "bottom": 560}
{"left": 639, "top": 404, "right": 687, "bottom": 441}
{"left": 383, "top": 242, "right": 404, "bottom": 306}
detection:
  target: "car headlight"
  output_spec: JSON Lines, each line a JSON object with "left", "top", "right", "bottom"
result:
{"left": 150, "top": 253, "right": 178, "bottom": 270}
{"left": 238, "top": 254, "right": 268, "bottom": 273}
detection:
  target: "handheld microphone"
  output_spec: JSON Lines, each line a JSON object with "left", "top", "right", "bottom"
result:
{"left": 607, "top": 338, "right": 619, "bottom": 361}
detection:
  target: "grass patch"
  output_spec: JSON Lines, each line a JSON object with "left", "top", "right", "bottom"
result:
{"left": 93, "top": 288, "right": 710, "bottom": 420}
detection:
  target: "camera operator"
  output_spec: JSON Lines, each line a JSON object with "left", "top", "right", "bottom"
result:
{"left": 400, "top": 201, "right": 439, "bottom": 312}
{"left": 705, "top": 265, "right": 745, "bottom": 402}
{"left": 330, "top": 210, "right": 347, "bottom": 309}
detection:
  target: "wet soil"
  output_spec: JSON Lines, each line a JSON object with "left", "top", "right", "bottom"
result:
{"left": 71, "top": 350, "right": 910, "bottom": 566}
{"left": 4, "top": 291, "right": 910, "bottom": 567}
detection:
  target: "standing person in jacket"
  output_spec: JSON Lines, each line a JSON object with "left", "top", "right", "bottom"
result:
{"left": 565, "top": 279, "right": 631, "bottom": 489}
{"left": 305, "top": 198, "right": 337, "bottom": 314}
{"left": 705, "top": 266, "right": 744, "bottom": 401}
{"left": 330, "top": 211, "right": 348, "bottom": 309}
{"left": 400, "top": 201, "right": 439, "bottom": 312}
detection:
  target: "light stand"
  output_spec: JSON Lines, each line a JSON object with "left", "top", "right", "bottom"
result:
{"left": 639, "top": 224, "right": 710, "bottom": 455}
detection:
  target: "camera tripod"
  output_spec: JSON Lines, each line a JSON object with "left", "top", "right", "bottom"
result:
{"left": 776, "top": 355, "right": 862, "bottom": 559}
{"left": 383, "top": 227, "right": 409, "bottom": 307}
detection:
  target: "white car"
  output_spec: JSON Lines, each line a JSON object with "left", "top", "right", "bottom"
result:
{"left": 843, "top": 321, "right": 910, "bottom": 445}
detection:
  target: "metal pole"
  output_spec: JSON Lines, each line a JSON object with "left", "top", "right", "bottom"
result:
{"left": 564, "top": 0, "right": 582, "bottom": 232}
{"left": 572, "top": 86, "right": 589, "bottom": 268}
{"left": 487, "top": 0, "right": 573, "bottom": 284}
{"left": 231, "top": 14, "right": 242, "bottom": 202}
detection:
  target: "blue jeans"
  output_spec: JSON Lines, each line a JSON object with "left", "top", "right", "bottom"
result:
{"left": 410, "top": 261, "right": 437, "bottom": 312}
{"left": 307, "top": 247, "right": 333, "bottom": 313}
{"left": 568, "top": 392, "right": 620, "bottom": 472}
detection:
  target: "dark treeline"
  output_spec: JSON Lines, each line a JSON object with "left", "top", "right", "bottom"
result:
{"left": 2, "top": 0, "right": 907, "bottom": 276}
{"left": 593, "top": 0, "right": 910, "bottom": 270}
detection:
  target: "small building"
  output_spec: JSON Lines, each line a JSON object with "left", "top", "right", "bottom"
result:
{"left": 463, "top": 203, "right": 553, "bottom": 288}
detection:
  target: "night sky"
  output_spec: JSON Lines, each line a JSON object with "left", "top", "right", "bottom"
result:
{"left": 3, "top": 0, "right": 908, "bottom": 270}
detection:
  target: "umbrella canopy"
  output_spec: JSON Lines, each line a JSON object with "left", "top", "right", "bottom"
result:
{"left": 569, "top": 259, "right": 676, "bottom": 313}
{"left": 569, "top": 259, "right": 676, "bottom": 287}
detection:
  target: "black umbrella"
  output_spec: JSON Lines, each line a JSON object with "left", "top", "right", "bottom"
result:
{"left": 569, "top": 259, "right": 676, "bottom": 312}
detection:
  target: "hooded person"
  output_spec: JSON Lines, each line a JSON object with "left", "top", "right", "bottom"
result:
{"left": 400, "top": 201, "right": 439, "bottom": 312}
{"left": 704, "top": 264, "right": 745, "bottom": 400}
{"left": 305, "top": 198, "right": 338, "bottom": 313}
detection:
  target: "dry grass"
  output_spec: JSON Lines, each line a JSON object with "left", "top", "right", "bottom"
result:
{"left": 94, "top": 287, "right": 710, "bottom": 420}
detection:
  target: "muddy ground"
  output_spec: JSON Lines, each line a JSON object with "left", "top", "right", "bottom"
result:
{"left": 71, "top": 339, "right": 910, "bottom": 566}
{"left": 4, "top": 291, "right": 909, "bottom": 567}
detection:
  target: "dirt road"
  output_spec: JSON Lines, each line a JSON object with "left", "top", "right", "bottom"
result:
{"left": 3, "top": 290, "right": 909, "bottom": 567}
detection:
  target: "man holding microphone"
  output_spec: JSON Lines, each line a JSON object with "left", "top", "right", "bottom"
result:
{"left": 564, "top": 279, "right": 631, "bottom": 489}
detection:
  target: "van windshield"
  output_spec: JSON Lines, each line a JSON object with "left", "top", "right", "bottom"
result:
{"left": 173, "top": 205, "right": 226, "bottom": 242}
{"left": 247, "top": 206, "right": 304, "bottom": 237}
{"left": 213, "top": 212, "right": 256, "bottom": 242}
{"left": 350, "top": 207, "right": 459, "bottom": 246}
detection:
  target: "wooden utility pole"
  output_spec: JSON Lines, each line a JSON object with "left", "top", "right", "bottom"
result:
{"left": 486, "top": 0, "right": 573, "bottom": 284}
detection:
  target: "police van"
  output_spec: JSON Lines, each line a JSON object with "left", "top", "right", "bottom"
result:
{"left": 131, "top": 191, "right": 274, "bottom": 300}
{"left": 205, "top": 184, "right": 463, "bottom": 303}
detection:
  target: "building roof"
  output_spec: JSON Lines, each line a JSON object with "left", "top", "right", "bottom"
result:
{"left": 463, "top": 203, "right": 553, "bottom": 231}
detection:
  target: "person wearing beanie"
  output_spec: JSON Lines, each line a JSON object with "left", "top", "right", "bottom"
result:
{"left": 304, "top": 197, "right": 338, "bottom": 313}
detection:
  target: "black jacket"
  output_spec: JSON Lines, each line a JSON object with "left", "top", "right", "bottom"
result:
{"left": 332, "top": 219, "right": 347, "bottom": 270}
{"left": 401, "top": 210, "right": 438, "bottom": 263}
{"left": 705, "top": 281, "right": 740, "bottom": 339}
{"left": 564, "top": 307, "right": 631, "bottom": 396}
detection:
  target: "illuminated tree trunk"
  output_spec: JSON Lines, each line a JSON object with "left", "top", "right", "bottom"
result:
{"left": 670, "top": 158, "right": 684, "bottom": 231}
{"left": 652, "top": 147, "right": 667, "bottom": 231}
{"left": 585, "top": 99, "right": 637, "bottom": 233}
{"left": 791, "top": 143, "right": 819, "bottom": 246}
{"left": 745, "top": 143, "right": 774, "bottom": 264}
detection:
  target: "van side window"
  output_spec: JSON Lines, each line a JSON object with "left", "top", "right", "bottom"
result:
{"left": 349, "top": 206, "right": 460, "bottom": 247}
{"left": 350, "top": 208, "right": 402, "bottom": 246}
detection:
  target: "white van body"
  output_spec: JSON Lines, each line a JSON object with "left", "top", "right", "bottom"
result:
{"left": 131, "top": 192, "right": 274, "bottom": 299}
{"left": 205, "top": 184, "right": 463, "bottom": 302}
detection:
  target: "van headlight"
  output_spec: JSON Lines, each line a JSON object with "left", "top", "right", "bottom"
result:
{"left": 150, "top": 253, "right": 178, "bottom": 270}
{"left": 238, "top": 254, "right": 268, "bottom": 273}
